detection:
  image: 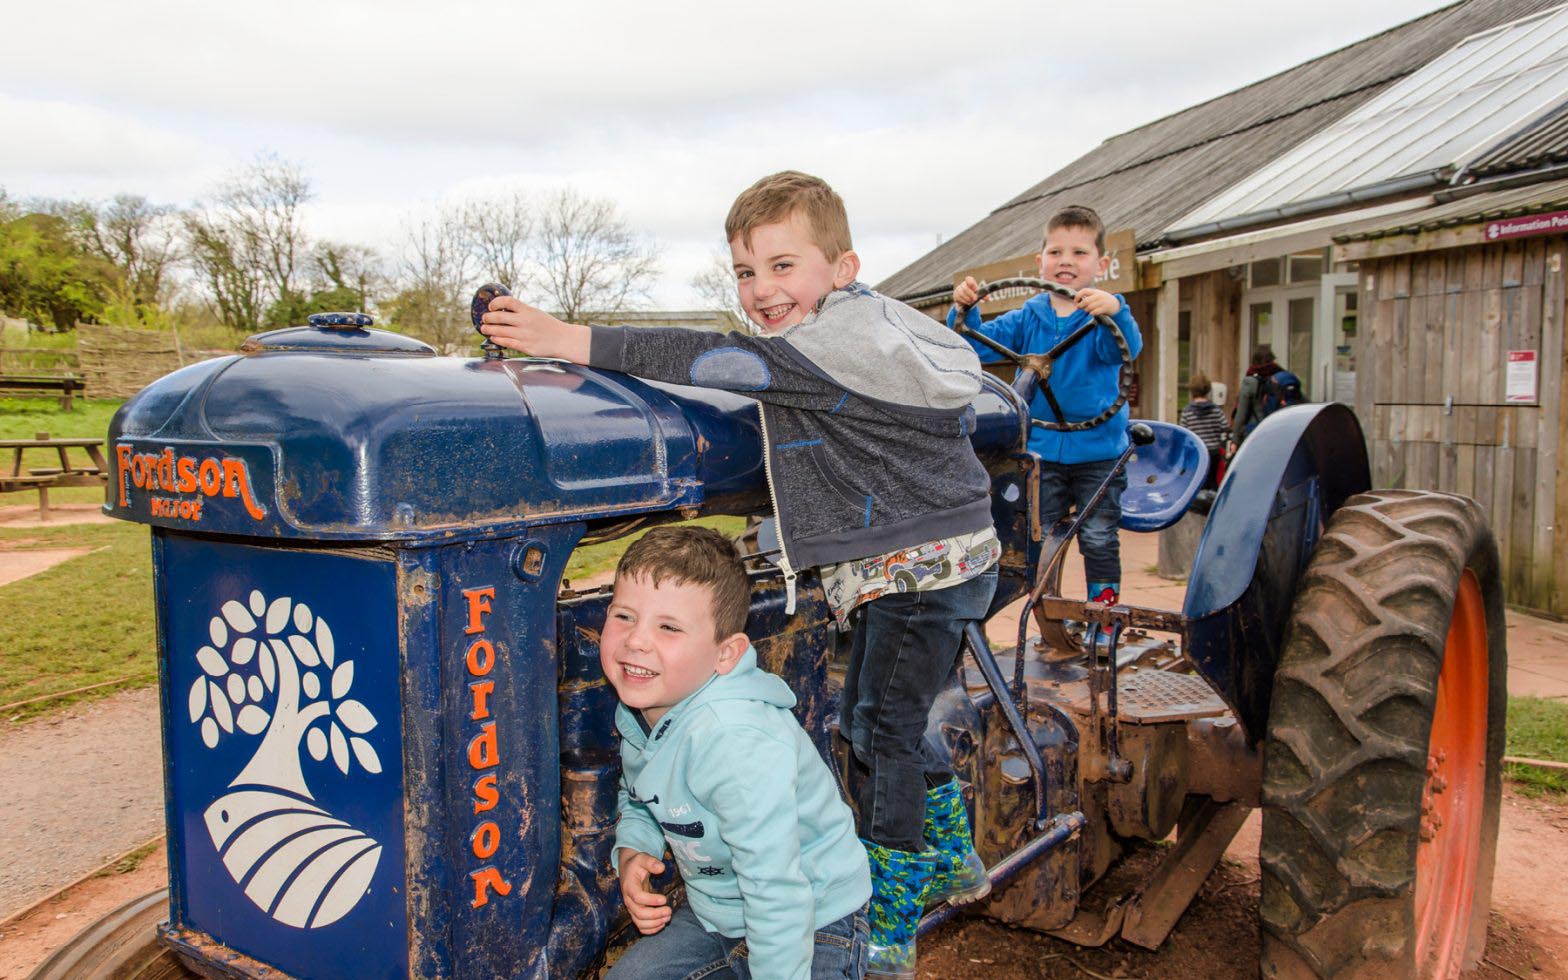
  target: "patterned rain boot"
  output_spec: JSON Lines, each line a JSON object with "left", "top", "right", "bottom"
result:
{"left": 863, "top": 840, "right": 934, "bottom": 980}
{"left": 1088, "top": 581, "right": 1120, "bottom": 642}
{"left": 922, "top": 780, "right": 991, "bottom": 906}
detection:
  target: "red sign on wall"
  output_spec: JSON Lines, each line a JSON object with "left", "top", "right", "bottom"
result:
{"left": 1484, "top": 210, "right": 1568, "bottom": 241}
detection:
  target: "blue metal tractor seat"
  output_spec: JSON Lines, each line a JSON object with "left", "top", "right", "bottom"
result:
{"left": 1118, "top": 421, "right": 1208, "bottom": 533}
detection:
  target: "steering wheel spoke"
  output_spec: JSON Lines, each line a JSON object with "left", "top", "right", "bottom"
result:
{"left": 949, "top": 276, "right": 1133, "bottom": 433}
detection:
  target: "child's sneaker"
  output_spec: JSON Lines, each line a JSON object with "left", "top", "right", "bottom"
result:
{"left": 864, "top": 841, "right": 934, "bottom": 979}
{"left": 922, "top": 780, "right": 991, "bottom": 906}
{"left": 1088, "top": 582, "right": 1120, "bottom": 644}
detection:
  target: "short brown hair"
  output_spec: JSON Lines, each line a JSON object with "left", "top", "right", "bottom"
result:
{"left": 1044, "top": 204, "right": 1106, "bottom": 254}
{"left": 1251, "top": 345, "right": 1276, "bottom": 368}
{"left": 1188, "top": 371, "right": 1212, "bottom": 398}
{"left": 615, "top": 525, "right": 750, "bottom": 639}
{"left": 725, "top": 171, "right": 853, "bottom": 261}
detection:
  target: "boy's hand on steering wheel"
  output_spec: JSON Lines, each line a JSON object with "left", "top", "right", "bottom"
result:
{"left": 953, "top": 276, "right": 980, "bottom": 309}
{"left": 1074, "top": 287, "right": 1121, "bottom": 318}
{"left": 480, "top": 295, "right": 591, "bottom": 361}
{"left": 617, "top": 848, "right": 673, "bottom": 935}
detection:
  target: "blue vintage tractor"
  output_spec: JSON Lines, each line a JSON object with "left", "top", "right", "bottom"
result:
{"left": 37, "top": 284, "right": 1505, "bottom": 979}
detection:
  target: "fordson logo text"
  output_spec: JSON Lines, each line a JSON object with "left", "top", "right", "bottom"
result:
{"left": 115, "top": 445, "right": 266, "bottom": 522}
{"left": 463, "top": 586, "right": 513, "bottom": 908}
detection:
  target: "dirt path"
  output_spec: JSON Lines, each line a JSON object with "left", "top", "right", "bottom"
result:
{"left": 0, "top": 689, "right": 163, "bottom": 921}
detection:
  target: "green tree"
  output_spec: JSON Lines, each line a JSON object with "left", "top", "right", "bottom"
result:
{"left": 0, "top": 210, "right": 119, "bottom": 330}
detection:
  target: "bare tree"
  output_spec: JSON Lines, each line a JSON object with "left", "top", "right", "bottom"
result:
{"left": 74, "top": 195, "right": 182, "bottom": 309}
{"left": 460, "top": 191, "right": 532, "bottom": 293}
{"left": 532, "top": 188, "right": 657, "bottom": 322}
{"left": 184, "top": 156, "right": 312, "bottom": 331}
{"left": 689, "top": 248, "right": 747, "bottom": 324}
{"left": 311, "top": 241, "right": 386, "bottom": 312}
{"left": 389, "top": 209, "right": 473, "bottom": 352}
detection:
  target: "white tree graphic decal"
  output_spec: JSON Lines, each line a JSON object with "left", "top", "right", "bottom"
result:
{"left": 187, "top": 588, "right": 385, "bottom": 929}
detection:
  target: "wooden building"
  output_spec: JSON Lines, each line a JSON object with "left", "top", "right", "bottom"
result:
{"left": 879, "top": 0, "right": 1568, "bottom": 615}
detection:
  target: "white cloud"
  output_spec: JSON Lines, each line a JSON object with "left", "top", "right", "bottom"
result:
{"left": 1, "top": 0, "right": 1457, "bottom": 308}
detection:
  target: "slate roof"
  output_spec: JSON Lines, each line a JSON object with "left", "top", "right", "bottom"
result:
{"left": 878, "top": 0, "right": 1566, "bottom": 304}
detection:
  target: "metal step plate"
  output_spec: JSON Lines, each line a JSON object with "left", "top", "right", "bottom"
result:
{"left": 1115, "top": 670, "right": 1230, "bottom": 723}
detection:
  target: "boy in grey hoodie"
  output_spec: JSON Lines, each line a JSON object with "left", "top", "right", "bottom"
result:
{"left": 482, "top": 171, "right": 998, "bottom": 979}
{"left": 601, "top": 526, "right": 870, "bottom": 980}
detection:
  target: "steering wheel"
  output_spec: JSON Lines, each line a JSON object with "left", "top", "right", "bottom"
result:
{"left": 951, "top": 277, "right": 1133, "bottom": 432}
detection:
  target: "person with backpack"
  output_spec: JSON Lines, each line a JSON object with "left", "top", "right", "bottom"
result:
{"left": 1233, "top": 345, "right": 1304, "bottom": 442}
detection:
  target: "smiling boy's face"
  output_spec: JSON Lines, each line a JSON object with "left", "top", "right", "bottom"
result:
{"left": 1037, "top": 224, "right": 1109, "bottom": 292}
{"left": 730, "top": 211, "right": 860, "bottom": 333}
{"left": 600, "top": 572, "right": 748, "bottom": 725}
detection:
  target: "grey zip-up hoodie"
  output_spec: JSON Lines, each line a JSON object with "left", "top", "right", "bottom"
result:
{"left": 587, "top": 282, "right": 994, "bottom": 606}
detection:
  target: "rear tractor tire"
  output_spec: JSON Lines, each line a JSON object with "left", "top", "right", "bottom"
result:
{"left": 28, "top": 888, "right": 193, "bottom": 980}
{"left": 1260, "top": 490, "right": 1506, "bottom": 979}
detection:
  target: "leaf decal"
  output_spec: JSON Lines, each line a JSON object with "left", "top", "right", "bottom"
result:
{"left": 201, "top": 718, "right": 219, "bottom": 748}
{"left": 195, "top": 645, "right": 228, "bottom": 677}
{"left": 237, "top": 705, "right": 270, "bottom": 734}
{"left": 265, "top": 596, "right": 292, "bottom": 634}
{"left": 329, "top": 723, "right": 350, "bottom": 775}
{"left": 316, "top": 619, "right": 335, "bottom": 668}
{"left": 248, "top": 589, "right": 266, "bottom": 616}
{"left": 221, "top": 600, "right": 256, "bottom": 633}
{"left": 337, "top": 699, "right": 376, "bottom": 734}
{"left": 331, "top": 661, "right": 354, "bottom": 700}
{"left": 302, "top": 670, "right": 321, "bottom": 700}
{"left": 209, "top": 616, "right": 228, "bottom": 648}
{"left": 350, "top": 737, "right": 382, "bottom": 774}
{"left": 247, "top": 675, "right": 263, "bottom": 702}
{"left": 232, "top": 637, "right": 257, "bottom": 665}
{"left": 226, "top": 674, "right": 245, "bottom": 704}
{"left": 293, "top": 602, "right": 313, "bottom": 634}
{"left": 289, "top": 634, "right": 321, "bottom": 667}
{"left": 188, "top": 676, "right": 208, "bottom": 722}
{"left": 307, "top": 726, "right": 328, "bottom": 761}
{"left": 211, "top": 683, "right": 234, "bottom": 733}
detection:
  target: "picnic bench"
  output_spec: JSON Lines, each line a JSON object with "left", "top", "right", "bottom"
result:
{"left": 1, "top": 432, "right": 108, "bottom": 518}
{"left": 0, "top": 374, "right": 85, "bottom": 410}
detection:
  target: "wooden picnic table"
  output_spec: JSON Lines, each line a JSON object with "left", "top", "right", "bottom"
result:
{"left": 0, "top": 374, "right": 85, "bottom": 410}
{"left": 0, "top": 432, "right": 108, "bottom": 518}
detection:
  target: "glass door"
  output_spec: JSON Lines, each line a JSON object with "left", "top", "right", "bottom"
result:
{"left": 1318, "top": 273, "right": 1359, "bottom": 404}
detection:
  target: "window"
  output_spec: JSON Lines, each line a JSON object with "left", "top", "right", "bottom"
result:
{"left": 1249, "top": 259, "right": 1282, "bottom": 289}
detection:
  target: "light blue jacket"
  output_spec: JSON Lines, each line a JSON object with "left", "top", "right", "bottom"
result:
{"left": 948, "top": 293, "right": 1143, "bottom": 464}
{"left": 612, "top": 646, "right": 870, "bottom": 980}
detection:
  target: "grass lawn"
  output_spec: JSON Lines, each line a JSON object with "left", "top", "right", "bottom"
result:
{"left": 0, "top": 519, "right": 154, "bottom": 718}
{"left": 1505, "top": 695, "right": 1568, "bottom": 798}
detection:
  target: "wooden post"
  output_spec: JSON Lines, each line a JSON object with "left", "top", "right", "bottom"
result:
{"left": 1156, "top": 278, "right": 1180, "bottom": 422}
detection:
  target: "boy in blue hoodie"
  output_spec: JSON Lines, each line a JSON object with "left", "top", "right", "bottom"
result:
{"left": 601, "top": 525, "right": 870, "bottom": 980}
{"left": 949, "top": 205, "right": 1144, "bottom": 613}
{"left": 484, "top": 171, "right": 1000, "bottom": 979}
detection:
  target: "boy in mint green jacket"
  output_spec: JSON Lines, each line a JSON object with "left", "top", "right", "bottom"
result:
{"left": 603, "top": 525, "right": 870, "bottom": 980}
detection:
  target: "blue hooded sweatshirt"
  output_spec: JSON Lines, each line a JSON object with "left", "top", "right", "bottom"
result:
{"left": 612, "top": 646, "right": 870, "bottom": 980}
{"left": 948, "top": 292, "right": 1143, "bottom": 464}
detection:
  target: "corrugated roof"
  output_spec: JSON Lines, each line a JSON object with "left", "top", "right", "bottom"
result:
{"left": 1172, "top": 3, "right": 1568, "bottom": 233}
{"left": 879, "top": 0, "right": 1564, "bottom": 302}
{"left": 1333, "top": 174, "right": 1568, "bottom": 240}
{"left": 1468, "top": 100, "right": 1568, "bottom": 172}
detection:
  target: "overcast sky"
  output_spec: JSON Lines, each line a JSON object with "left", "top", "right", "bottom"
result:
{"left": 3, "top": 0, "right": 1454, "bottom": 308}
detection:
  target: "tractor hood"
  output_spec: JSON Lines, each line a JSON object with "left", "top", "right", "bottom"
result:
{"left": 105, "top": 318, "right": 1026, "bottom": 541}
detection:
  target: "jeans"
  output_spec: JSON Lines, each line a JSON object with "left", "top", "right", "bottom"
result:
{"left": 607, "top": 903, "right": 868, "bottom": 980}
{"left": 1039, "top": 459, "right": 1126, "bottom": 584}
{"left": 839, "top": 569, "right": 998, "bottom": 851}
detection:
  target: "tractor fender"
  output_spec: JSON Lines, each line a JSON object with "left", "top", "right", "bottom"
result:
{"left": 1181, "top": 402, "right": 1371, "bottom": 743}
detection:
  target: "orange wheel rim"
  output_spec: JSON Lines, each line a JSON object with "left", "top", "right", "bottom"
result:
{"left": 1414, "top": 569, "right": 1488, "bottom": 977}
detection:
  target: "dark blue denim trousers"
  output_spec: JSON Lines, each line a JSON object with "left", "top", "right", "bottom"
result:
{"left": 606, "top": 902, "right": 868, "bottom": 979}
{"left": 1038, "top": 458, "right": 1126, "bottom": 585}
{"left": 839, "top": 569, "right": 998, "bottom": 851}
